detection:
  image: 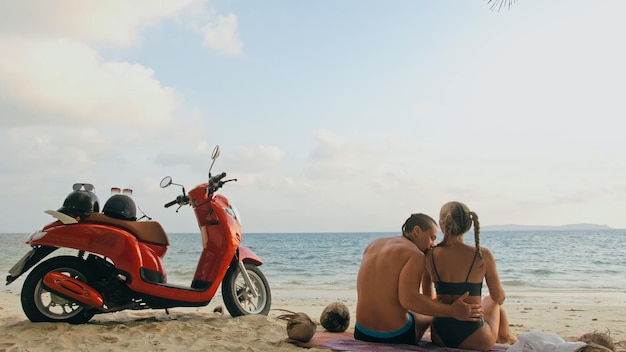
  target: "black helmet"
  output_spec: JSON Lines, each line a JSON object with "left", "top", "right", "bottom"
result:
{"left": 89, "top": 192, "right": 100, "bottom": 213}
{"left": 58, "top": 190, "right": 97, "bottom": 219}
{"left": 103, "top": 194, "right": 137, "bottom": 221}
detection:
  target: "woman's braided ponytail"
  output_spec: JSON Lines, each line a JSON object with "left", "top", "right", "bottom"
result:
{"left": 437, "top": 202, "right": 481, "bottom": 258}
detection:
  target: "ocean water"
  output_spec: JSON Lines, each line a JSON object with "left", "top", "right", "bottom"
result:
{"left": 2, "top": 230, "right": 626, "bottom": 298}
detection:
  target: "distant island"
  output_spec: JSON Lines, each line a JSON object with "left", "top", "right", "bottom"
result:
{"left": 482, "top": 223, "right": 613, "bottom": 231}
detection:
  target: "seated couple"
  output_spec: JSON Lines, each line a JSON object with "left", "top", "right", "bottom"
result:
{"left": 354, "top": 202, "right": 517, "bottom": 352}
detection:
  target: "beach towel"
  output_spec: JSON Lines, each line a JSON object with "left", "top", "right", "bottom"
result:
{"left": 286, "top": 330, "right": 510, "bottom": 351}
{"left": 320, "top": 338, "right": 510, "bottom": 351}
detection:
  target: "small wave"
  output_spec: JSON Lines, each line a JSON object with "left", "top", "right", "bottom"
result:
{"left": 322, "top": 280, "right": 341, "bottom": 286}
{"left": 501, "top": 280, "right": 528, "bottom": 287}
{"left": 284, "top": 279, "right": 305, "bottom": 285}
{"left": 530, "top": 269, "right": 554, "bottom": 275}
{"left": 270, "top": 278, "right": 354, "bottom": 290}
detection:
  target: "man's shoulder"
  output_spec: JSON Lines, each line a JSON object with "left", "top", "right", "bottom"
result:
{"left": 385, "top": 236, "right": 423, "bottom": 255}
{"left": 367, "top": 235, "right": 397, "bottom": 246}
{"left": 367, "top": 236, "right": 420, "bottom": 251}
{"left": 365, "top": 236, "right": 399, "bottom": 250}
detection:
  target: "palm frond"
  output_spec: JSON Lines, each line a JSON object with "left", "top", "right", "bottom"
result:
{"left": 487, "top": 0, "right": 518, "bottom": 11}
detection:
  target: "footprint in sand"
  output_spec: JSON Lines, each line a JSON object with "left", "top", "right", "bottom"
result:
{"left": 99, "top": 335, "right": 120, "bottom": 343}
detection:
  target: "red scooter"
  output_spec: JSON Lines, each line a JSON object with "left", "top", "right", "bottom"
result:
{"left": 6, "top": 145, "right": 271, "bottom": 324}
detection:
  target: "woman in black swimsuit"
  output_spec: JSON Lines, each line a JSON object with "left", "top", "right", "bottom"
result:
{"left": 424, "top": 201, "right": 517, "bottom": 351}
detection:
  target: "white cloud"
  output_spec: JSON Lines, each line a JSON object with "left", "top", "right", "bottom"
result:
{"left": 231, "top": 145, "right": 285, "bottom": 170}
{"left": 199, "top": 14, "right": 244, "bottom": 56}
{"left": 0, "top": 1, "right": 202, "bottom": 46}
{"left": 0, "top": 1, "right": 245, "bottom": 129}
{"left": 218, "top": 131, "right": 444, "bottom": 232}
{"left": 307, "top": 130, "right": 420, "bottom": 187}
{"left": 0, "top": 38, "right": 180, "bottom": 127}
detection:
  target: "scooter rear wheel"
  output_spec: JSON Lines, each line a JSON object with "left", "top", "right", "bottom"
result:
{"left": 222, "top": 263, "right": 271, "bottom": 316}
{"left": 21, "top": 256, "right": 97, "bottom": 324}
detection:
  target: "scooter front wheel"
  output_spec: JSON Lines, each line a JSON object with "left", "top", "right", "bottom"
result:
{"left": 222, "top": 263, "right": 271, "bottom": 316}
{"left": 21, "top": 256, "right": 97, "bottom": 324}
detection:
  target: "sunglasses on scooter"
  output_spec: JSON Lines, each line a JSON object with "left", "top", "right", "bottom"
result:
{"left": 73, "top": 183, "right": 95, "bottom": 192}
{"left": 111, "top": 187, "right": 133, "bottom": 196}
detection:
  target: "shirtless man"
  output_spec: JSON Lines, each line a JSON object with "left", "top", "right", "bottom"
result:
{"left": 354, "top": 213, "right": 483, "bottom": 345}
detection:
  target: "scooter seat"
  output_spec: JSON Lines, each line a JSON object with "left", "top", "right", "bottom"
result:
{"left": 82, "top": 213, "right": 170, "bottom": 246}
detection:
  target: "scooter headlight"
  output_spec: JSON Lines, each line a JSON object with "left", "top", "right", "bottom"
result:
{"left": 224, "top": 203, "right": 242, "bottom": 226}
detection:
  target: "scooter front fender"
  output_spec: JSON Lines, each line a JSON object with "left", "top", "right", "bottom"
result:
{"left": 238, "top": 246, "right": 263, "bottom": 266}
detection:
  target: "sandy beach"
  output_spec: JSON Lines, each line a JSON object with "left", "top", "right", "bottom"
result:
{"left": 1, "top": 289, "right": 624, "bottom": 351}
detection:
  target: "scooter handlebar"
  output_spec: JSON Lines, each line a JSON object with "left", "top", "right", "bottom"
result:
{"left": 164, "top": 195, "right": 188, "bottom": 208}
{"left": 164, "top": 199, "right": 178, "bottom": 208}
{"left": 210, "top": 172, "right": 227, "bottom": 185}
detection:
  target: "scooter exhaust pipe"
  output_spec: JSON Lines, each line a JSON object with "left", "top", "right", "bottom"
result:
{"left": 43, "top": 272, "right": 106, "bottom": 310}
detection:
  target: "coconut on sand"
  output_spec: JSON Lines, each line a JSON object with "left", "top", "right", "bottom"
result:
{"left": 320, "top": 302, "right": 350, "bottom": 333}
{"left": 276, "top": 309, "right": 317, "bottom": 342}
{"left": 579, "top": 331, "right": 616, "bottom": 352}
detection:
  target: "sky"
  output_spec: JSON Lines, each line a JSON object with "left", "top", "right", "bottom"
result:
{"left": 1, "top": 0, "right": 625, "bottom": 234}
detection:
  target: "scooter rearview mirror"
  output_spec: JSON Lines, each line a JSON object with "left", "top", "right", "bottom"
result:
{"left": 208, "top": 145, "right": 220, "bottom": 177}
{"left": 211, "top": 145, "right": 220, "bottom": 160}
{"left": 160, "top": 176, "right": 173, "bottom": 188}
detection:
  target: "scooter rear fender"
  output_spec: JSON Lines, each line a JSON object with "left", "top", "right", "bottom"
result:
{"left": 6, "top": 245, "right": 58, "bottom": 285}
{"left": 27, "top": 222, "right": 167, "bottom": 288}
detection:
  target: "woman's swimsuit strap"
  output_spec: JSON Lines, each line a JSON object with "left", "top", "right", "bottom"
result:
{"left": 431, "top": 247, "right": 482, "bottom": 297}
{"left": 431, "top": 247, "right": 480, "bottom": 283}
